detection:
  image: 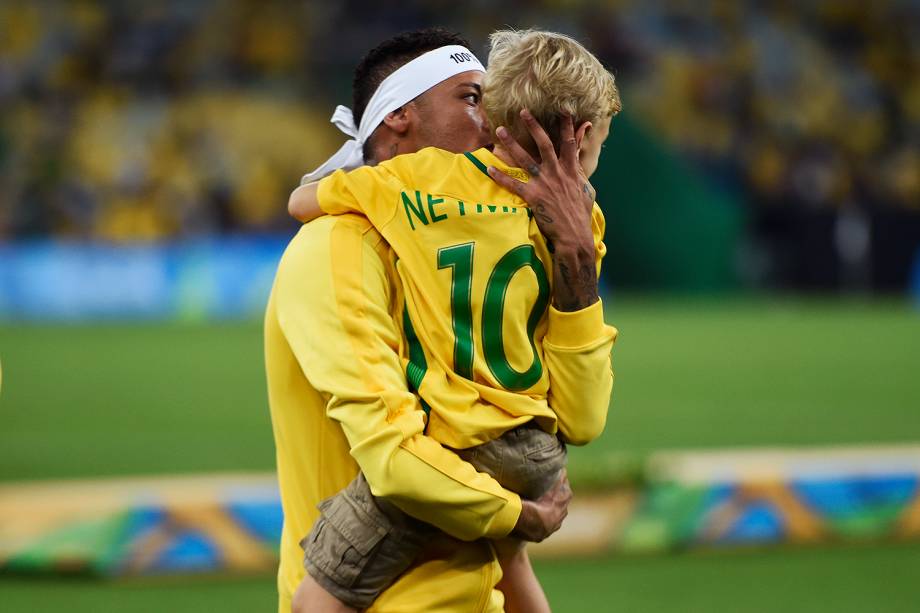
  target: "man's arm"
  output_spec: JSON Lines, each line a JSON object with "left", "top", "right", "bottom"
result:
{"left": 274, "top": 216, "right": 566, "bottom": 542}
{"left": 488, "top": 112, "right": 616, "bottom": 445}
{"left": 542, "top": 206, "right": 616, "bottom": 444}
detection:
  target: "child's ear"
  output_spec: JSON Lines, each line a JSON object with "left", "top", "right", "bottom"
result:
{"left": 574, "top": 120, "right": 593, "bottom": 151}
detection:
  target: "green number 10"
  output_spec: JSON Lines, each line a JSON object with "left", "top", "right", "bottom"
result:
{"left": 437, "top": 243, "right": 550, "bottom": 391}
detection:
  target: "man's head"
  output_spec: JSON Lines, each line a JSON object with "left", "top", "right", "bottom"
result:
{"left": 483, "top": 30, "right": 621, "bottom": 177}
{"left": 353, "top": 28, "right": 491, "bottom": 164}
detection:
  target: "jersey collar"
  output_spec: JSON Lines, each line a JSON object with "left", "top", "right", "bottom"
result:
{"left": 464, "top": 148, "right": 530, "bottom": 183}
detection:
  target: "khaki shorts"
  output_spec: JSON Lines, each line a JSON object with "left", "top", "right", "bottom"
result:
{"left": 302, "top": 422, "right": 566, "bottom": 610}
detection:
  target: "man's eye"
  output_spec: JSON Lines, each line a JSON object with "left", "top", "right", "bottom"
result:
{"left": 463, "top": 93, "right": 480, "bottom": 104}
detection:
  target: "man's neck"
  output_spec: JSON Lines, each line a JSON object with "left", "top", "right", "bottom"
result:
{"left": 370, "top": 132, "right": 419, "bottom": 165}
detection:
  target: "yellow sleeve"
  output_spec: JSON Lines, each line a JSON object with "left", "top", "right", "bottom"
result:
{"left": 316, "top": 164, "right": 403, "bottom": 228}
{"left": 591, "top": 203, "right": 607, "bottom": 276}
{"left": 274, "top": 216, "right": 521, "bottom": 541}
{"left": 543, "top": 204, "right": 617, "bottom": 445}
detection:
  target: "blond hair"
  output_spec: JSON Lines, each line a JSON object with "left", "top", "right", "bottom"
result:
{"left": 483, "top": 29, "right": 621, "bottom": 156}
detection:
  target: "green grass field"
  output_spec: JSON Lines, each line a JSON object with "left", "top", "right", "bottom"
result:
{"left": 2, "top": 297, "right": 920, "bottom": 611}
{"left": 4, "top": 544, "right": 920, "bottom": 612}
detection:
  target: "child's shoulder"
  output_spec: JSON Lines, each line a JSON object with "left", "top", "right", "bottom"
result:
{"left": 389, "top": 146, "right": 467, "bottom": 170}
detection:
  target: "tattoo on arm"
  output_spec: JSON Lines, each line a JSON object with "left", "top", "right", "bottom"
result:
{"left": 533, "top": 202, "right": 553, "bottom": 225}
{"left": 555, "top": 259, "right": 599, "bottom": 311}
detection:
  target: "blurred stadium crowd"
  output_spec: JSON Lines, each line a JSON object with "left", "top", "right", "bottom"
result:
{"left": 0, "top": 0, "right": 917, "bottom": 286}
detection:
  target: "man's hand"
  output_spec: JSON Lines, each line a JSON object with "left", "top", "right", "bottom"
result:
{"left": 511, "top": 469, "right": 572, "bottom": 542}
{"left": 487, "top": 110, "right": 599, "bottom": 312}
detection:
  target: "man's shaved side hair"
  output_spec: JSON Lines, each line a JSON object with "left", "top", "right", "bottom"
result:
{"left": 352, "top": 28, "right": 472, "bottom": 159}
{"left": 483, "top": 29, "right": 622, "bottom": 157}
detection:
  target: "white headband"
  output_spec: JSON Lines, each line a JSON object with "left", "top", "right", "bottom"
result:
{"left": 302, "top": 45, "right": 484, "bottom": 184}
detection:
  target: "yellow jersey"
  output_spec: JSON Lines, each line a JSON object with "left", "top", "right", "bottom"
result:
{"left": 318, "top": 146, "right": 612, "bottom": 449}
{"left": 267, "top": 199, "right": 616, "bottom": 611}
{"left": 266, "top": 216, "right": 518, "bottom": 612}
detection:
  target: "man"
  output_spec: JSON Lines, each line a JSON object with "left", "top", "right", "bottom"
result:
{"left": 266, "top": 28, "right": 610, "bottom": 613}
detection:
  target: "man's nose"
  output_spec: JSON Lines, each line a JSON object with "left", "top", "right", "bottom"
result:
{"left": 478, "top": 107, "right": 491, "bottom": 134}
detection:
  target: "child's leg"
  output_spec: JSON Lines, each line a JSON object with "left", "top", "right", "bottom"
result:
{"left": 301, "top": 472, "right": 433, "bottom": 611}
{"left": 292, "top": 572, "right": 356, "bottom": 613}
{"left": 456, "top": 424, "right": 565, "bottom": 613}
{"left": 495, "top": 539, "right": 551, "bottom": 613}
{"left": 456, "top": 422, "right": 567, "bottom": 501}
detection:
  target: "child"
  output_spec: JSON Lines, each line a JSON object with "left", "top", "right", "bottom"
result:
{"left": 293, "top": 30, "right": 619, "bottom": 612}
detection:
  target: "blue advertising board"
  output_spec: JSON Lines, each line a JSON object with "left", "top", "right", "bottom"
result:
{"left": 0, "top": 236, "right": 289, "bottom": 320}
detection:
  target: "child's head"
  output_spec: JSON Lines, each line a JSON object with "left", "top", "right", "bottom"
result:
{"left": 483, "top": 29, "right": 621, "bottom": 177}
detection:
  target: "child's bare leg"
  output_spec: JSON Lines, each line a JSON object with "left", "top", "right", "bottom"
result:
{"left": 495, "top": 539, "right": 551, "bottom": 613}
{"left": 292, "top": 573, "right": 357, "bottom": 613}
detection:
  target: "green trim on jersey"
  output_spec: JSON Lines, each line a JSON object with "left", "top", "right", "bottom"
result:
{"left": 464, "top": 152, "right": 491, "bottom": 178}
{"left": 403, "top": 306, "right": 432, "bottom": 420}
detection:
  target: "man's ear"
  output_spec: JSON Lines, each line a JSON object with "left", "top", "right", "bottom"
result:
{"left": 574, "top": 120, "right": 593, "bottom": 151}
{"left": 382, "top": 106, "right": 412, "bottom": 136}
